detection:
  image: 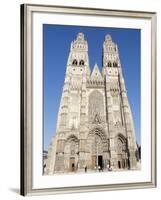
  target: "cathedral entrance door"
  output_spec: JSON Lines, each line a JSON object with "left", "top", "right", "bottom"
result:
{"left": 98, "top": 155, "right": 103, "bottom": 170}
{"left": 70, "top": 157, "right": 75, "bottom": 172}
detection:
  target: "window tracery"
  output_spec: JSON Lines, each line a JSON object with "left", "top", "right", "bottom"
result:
{"left": 88, "top": 91, "right": 104, "bottom": 123}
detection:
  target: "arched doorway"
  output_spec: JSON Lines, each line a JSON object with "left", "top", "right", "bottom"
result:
{"left": 64, "top": 135, "right": 79, "bottom": 172}
{"left": 87, "top": 128, "right": 109, "bottom": 170}
{"left": 92, "top": 134, "right": 103, "bottom": 170}
{"left": 116, "top": 134, "right": 127, "bottom": 169}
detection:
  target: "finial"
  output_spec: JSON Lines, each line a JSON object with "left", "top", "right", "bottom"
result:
{"left": 94, "top": 62, "right": 98, "bottom": 68}
{"left": 77, "top": 32, "right": 84, "bottom": 41}
{"left": 105, "top": 34, "right": 112, "bottom": 41}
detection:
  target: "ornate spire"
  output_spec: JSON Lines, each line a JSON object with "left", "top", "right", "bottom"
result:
{"left": 76, "top": 32, "right": 85, "bottom": 42}
{"left": 103, "top": 34, "right": 121, "bottom": 69}
{"left": 67, "top": 32, "right": 90, "bottom": 72}
{"left": 70, "top": 32, "right": 88, "bottom": 52}
{"left": 105, "top": 34, "right": 112, "bottom": 42}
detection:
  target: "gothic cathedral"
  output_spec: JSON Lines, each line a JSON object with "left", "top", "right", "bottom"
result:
{"left": 46, "top": 33, "right": 139, "bottom": 174}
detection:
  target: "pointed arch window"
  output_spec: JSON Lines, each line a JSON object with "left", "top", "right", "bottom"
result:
{"left": 88, "top": 90, "right": 104, "bottom": 122}
{"left": 113, "top": 62, "right": 118, "bottom": 67}
{"left": 72, "top": 59, "right": 78, "bottom": 65}
{"left": 79, "top": 60, "right": 84, "bottom": 66}
{"left": 107, "top": 62, "right": 112, "bottom": 67}
{"left": 117, "top": 136, "right": 126, "bottom": 154}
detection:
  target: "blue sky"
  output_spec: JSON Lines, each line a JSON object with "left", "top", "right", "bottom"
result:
{"left": 43, "top": 24, "right": 140, "bottom": 151}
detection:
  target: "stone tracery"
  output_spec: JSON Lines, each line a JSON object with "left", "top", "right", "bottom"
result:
{"left": 88, "top": 90, "right": 104, "bottom": 123}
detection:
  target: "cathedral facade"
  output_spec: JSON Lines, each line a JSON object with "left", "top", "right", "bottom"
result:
{"left": 46, "top": 33, "right": 139, "bottom": 174}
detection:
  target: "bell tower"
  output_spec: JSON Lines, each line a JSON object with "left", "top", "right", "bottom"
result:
{"left": 47, "top": 33, "right": 90, "bottom": 173}
{"left": 103, "top": 34, "right": 120, "bottom": 70}
{"left": 56, "top": 32, "right": 90, "bottom": 132}
{"left": 103, "top": 34, "right": 137, "bottom": 169}
{"left": 103, "top": 34, "right": 123, "bottom": 126}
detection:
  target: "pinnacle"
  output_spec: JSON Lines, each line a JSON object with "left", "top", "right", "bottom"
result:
{"left": 76, "top": 32, "right": 85, "bottom": 41}
{"left": 105, "top": 34, "right": 112, "bottom": 41}
{"left": 91, "top": 63, "right": 103, "bottom": 80}
{"left": 94, "top": 63, "right": 99, "bottom": 69}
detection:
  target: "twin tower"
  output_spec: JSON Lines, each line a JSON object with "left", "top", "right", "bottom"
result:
{"left": 46, "top": 32, "right": 139, "bottom": 174}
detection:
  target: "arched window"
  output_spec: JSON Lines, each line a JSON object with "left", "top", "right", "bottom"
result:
{"left": 113, "top": 62, "right": 118, "bottom": 67}
{"left": 107, "top": 62, "right": 112, "bottom": 67}
{"left": 65, "top": 135, "right": 79, "bottom": 156}
{"left": 117, "top": 135, "right": 126, "bottom": 154}
{"left": 72, "top": 59, "right": 78, "bottom": 65}
{"left": 88, "top": 91, "right": 104, "bottom": 122}
{"left": 79, "top": 60, "right": 84, "bottom": 66}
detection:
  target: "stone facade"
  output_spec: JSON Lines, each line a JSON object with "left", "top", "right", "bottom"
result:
{"left": 46, "top": 33, "right": 139, "bottom": 174}
{"left": 43, "top": 150, "right": 48, "bottom": 174}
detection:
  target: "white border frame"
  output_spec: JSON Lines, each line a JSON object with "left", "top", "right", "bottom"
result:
{"left": 20, "top": 4, "right": 157, "bottom": 196}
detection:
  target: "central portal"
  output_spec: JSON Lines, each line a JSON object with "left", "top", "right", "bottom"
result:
{"left": 98, "top": 155, "right": 103, "bottom": 169}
